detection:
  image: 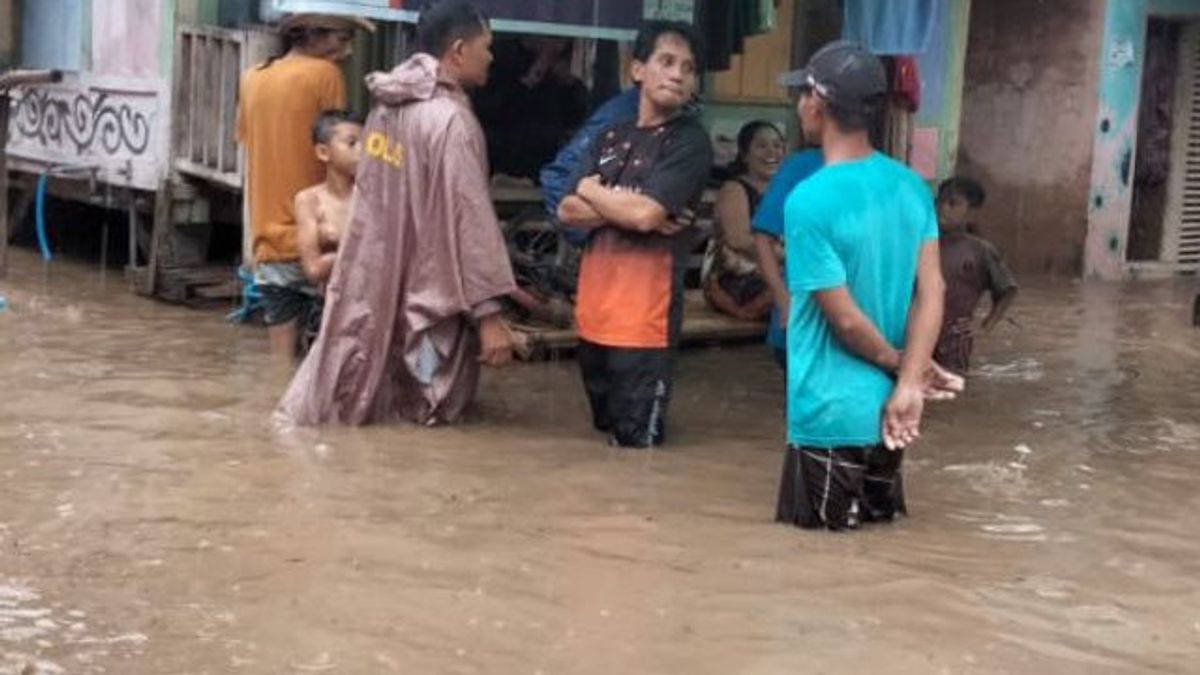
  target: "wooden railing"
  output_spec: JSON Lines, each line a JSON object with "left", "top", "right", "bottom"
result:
{"left": 172, "top": 25, "right": 278, "bottom": 190}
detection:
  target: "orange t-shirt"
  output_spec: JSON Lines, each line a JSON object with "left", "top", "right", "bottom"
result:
{"left": 236, "top": 55, "right": 346, "bottom": 264}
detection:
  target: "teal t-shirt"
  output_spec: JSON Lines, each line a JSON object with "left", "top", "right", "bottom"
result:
{"left": 784, "top": 152, "right": 938, "bottom": 448}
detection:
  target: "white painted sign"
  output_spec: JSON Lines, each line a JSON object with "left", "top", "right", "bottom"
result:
{"left": 5, "top": 74, "right": 169, "bottom": 190}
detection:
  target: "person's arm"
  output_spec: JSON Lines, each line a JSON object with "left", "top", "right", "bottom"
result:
{"left": 575, "top": 175, "right": 676, "bottom": 234}
{"left": 557, "top": 193, "right": 606, "bottom": 229}
{"left": 812, "top": 288, "right": 903, "bottom": 373}
{"left": 714, "top": 181, "right": 756, "bottom": 256}
{"left": 295, "top": 190, "right": 337, "bottom": 286}
{"left": 982, "top": 287, "right": 1018, "bottom": 332}
{"left": 980, "top": 243, "right": 1019, "bottom": 332}
{"left": 574, "top": 123, "right": 714, "bottom": 236}
{"left": 789, "top": 196, "right": 899, "bottom": 371}
{"left": 754, "top": 233, "right": 788, "bottom": 327}
{"left": 882, "top": 240, "right": 946, "bottom": 449}
{"left": 443, "top": 114, "right": 520, "bottom": 367}
{"left": 541, "top": 88, "right": 639, "bottom": 219}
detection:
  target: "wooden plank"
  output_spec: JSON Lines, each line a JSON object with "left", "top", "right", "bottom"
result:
{"left": 190, "top": 33, "right": 203, "bottom": 163}
{"left": 221, "top": 40, "right": 239, "bottom": 173}
{"left": 490, "top": 185, "right": 543, "bottom": 204}
{"left": 513, "top": 289, "right": 765, "bottom": 357}
{"left": 205, "top": 36, "right": 221, "bottom": 169}
{"left": 173, "top": 31, "right": 191, "bottom": 162}
{"left": 174, "top": 160, "right": 242, "bottom": 190}
{"left": 143, "top": 178, "right": 173, "bottom": 297}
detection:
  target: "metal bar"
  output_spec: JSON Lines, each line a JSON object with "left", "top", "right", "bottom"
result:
{"left": 0, "top": 70, "right": 63, "bottom": 90}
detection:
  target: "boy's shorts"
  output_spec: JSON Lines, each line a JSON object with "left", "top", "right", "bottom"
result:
{"left": 256, "top": 262, "right": 320, "bottom": 327}
{"left": 775, "top": 445, "right": 906, "bottom": 531}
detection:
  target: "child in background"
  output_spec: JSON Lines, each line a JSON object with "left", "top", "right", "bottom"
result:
{"left": 934, "top": 177, "right": 1018, "bottom": 375}
{"left": 293, "top": 109, "right": 363, "bottom": 354}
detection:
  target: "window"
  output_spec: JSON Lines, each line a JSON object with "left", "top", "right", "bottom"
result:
{"left": 20, "top": 0, "right": 84, "bottom": 71}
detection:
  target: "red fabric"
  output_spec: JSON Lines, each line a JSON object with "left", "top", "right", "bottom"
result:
{"left": 893, "top": 56, "right": 921, "bottom": 113}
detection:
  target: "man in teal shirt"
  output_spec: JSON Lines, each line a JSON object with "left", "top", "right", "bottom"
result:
{"left": 751, "top": 147, "right": 823, "bottom": 368}
{"left": 775, "top": 41, "right": 959, "bottom": 531}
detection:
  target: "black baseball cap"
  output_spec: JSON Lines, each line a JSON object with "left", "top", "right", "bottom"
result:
{"left": 778, "top": 40, "right": 886, "bottom": 111}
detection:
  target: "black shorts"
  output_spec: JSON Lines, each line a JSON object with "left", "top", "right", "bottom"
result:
{"left": 296, "top": 296, "right": 325, "bottom": 357}
{"left": 260, "top": 282, "right": 319, "bottom": 328}
{"left": 934, "top": 327, "right": 973, "bottom": 375}
{"left": 577, "top": 340, "right": 673, "bottom": 448}
{"left": 775, "top": 445, "right": 906, "bottom": 531}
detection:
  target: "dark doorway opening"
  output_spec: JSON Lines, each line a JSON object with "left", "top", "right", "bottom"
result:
{"left": 1128, "top": 18, "right": 1183, "bottom": 262}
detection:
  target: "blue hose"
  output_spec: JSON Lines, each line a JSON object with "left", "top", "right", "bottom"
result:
{"left": 34, "top": 173, "right": 52, "bottom": 262}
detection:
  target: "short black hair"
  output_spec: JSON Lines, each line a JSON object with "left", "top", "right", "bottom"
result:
{"left": 822, "top": 95, "right": 886, "bottom": 135}
{"left": 416, "top": 0, "right": 490, "bottom": 57}
{"left": 937, "top": 177, "right": 987, "bottom": 208}
{"left": 312, "top": 109, "right": 362, "bottom": 145}
{"left": 633, "top": 20, "right": 705, "bottom": 72}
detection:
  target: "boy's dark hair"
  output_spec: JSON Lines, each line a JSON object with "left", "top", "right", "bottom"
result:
{"left": 416, "top": 0, "right": 490, "bottom": 57}
{"left": 312, "top": 109, "right": 362, "bottom": 145}
{"left": 633, "top": 20, "right": 705, "bottom": 72}
{"left": 937, "top": 177, "right": 987, "bottom": 208}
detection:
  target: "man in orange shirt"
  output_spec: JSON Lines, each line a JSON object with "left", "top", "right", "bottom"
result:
{"left": 236, "top": 13, "right": 372, "bottom": 359}
{"left": 557, "top": 22, "right": 712, "bottom": 448}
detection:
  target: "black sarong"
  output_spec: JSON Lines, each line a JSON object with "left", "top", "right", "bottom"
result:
{"left": 776, "top": 445, "right": 906, "bottom": 531}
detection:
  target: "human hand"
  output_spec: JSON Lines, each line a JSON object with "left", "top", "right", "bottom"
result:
{"left": 882, "top": 382, "right": 924, "bottom": 450}
{"left": 578, "top": 174, "right": 603, "bottom": 196}
{"left": 478, "top": 314, "right": 515, "bottom": 367}
{"left": 654, "top": 219, "right": 685, "bottom": 236}
{"left": 776, "top": 296, "right": 790, "bottom": 328}
{"left": 950, "top": 316, "right": 977, "bottom": 338}
{"left": 922, "top": 360, "right": 965, "bottom": 401}
{"left": 654, "top": 208, "right": 696, "bottom": 236}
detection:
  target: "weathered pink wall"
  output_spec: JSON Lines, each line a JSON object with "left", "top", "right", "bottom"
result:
{"left": 956, "top": 0, "right": 1106, "bottom": 276}
{"left": 92, "top": 0, "right": 162, "bottom": 79}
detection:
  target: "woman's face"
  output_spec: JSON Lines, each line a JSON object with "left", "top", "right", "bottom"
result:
{"left": 744, "top": 127, "right": 785, "bottom": 181}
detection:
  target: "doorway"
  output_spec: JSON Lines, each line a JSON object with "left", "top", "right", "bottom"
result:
{"left": 1129, "top": 17, "right": 1200, "bottom": 272}
{"left": 1128, "top": 19, "right": 1181, "bottom": 262}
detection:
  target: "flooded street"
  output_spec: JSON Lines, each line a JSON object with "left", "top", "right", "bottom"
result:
{"left": 1, "top": 248, "right": 1198, "bottom": 674}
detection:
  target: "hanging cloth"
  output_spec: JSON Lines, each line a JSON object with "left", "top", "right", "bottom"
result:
{"left": 893, "top": 56, "right": 921, "bottom": 113}
{"left": 698, "top": 0, "right": 775, "bottom": 72}
{"left": 842, "top": 0, "right": 941, "bottom": 55}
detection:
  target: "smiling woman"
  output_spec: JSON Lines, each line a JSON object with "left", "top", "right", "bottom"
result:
{"left": 701, "top": 120, "right": 784, "bottom": 321}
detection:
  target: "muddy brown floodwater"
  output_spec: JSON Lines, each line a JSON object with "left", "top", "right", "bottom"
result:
{"left": 1, "top": 248, "right": 1199, "bottom": 674}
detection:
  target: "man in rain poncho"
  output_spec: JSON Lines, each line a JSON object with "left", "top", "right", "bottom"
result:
{"left": 278, "top": 1, "right": 517, "bottom": 426}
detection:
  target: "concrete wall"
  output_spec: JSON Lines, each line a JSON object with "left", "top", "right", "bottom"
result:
{"left": 957, "top": 0, "right": 1106, "bottom": 276}
{"left": 1085, "top": 0, "right": 1200, "bottom": 279}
